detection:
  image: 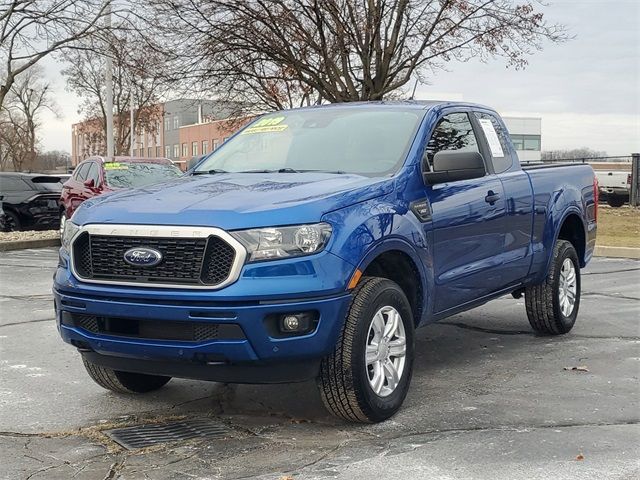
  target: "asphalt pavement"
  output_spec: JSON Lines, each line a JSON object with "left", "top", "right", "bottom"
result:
{"left": 0, "top": 247, "right": 638, "bottom": 479}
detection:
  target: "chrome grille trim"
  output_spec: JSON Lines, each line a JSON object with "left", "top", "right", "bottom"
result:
{"left": 69, "top": 224, "right": 247, "bottom": 290}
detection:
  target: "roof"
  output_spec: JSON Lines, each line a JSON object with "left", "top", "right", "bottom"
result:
{"left": 81, "top": 156, "right": 174, "bottom": 165}
{"left": 281, "top": 100, "right": 495, "bottom": 113}
{"left": 0, "top": 172, "right": 64, "bottom": 178}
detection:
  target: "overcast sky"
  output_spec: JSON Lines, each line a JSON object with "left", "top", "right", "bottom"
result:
{"left": 40, "top": 0, "right": 639, "bottom": 156}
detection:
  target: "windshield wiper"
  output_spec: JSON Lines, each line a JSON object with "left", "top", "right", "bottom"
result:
{"left": 192, "top": 169, "right": 229, "bottom": 175}
{"left": 295, "top": 169, "right": 347, "bottom": 174}
{"left": 197, "top": 168, "right": 348, "bottom": 174}
{"left": 238, "top": 168, "right": 301, "bottom": 173}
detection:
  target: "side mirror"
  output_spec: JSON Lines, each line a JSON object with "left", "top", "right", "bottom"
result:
{"left": 83, "top": 178, "right": 95, "bottom": 188}
{"left": 423, "top": 151, "right": 486, "bottom": 185}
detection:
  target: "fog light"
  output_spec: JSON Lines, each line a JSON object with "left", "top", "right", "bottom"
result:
{"left": 266, "top": 311, "right": 319, "bottom": 337}
{"left": 282, "top": 315, "right": 300, "bottom": 331}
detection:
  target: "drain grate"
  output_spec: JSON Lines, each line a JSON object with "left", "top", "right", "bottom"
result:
{"left": 105, "top": 419, "right": 232, "bottom": 450}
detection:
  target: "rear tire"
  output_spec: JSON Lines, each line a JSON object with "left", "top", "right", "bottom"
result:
{"left": 317, "top": 277, "right": 414, "bottom": 423}
{"left": 525, "top": 240, "right": 580, "bottom": 335}
{"left": 82, "top": 357, "right": 171, "bottom": 393}
{"left": 607, "top": 196, "right": 625, "bottom": 208}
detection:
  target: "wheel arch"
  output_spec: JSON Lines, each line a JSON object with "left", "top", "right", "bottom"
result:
{"left": 355, "top": 239, "right": 428, "bottom": 326}
{"left": 543, "top": 210, "right": 587, "bottom": 279}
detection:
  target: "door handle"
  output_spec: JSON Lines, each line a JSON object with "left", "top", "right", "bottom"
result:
{"left": 485, "top": 191, "right": 500, "bottom": 205}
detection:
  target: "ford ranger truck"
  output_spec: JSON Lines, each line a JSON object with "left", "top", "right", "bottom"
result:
{"left": 54, "top": 102, "right": 597, "bottom": 423}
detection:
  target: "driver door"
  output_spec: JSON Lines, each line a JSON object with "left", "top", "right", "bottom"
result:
{"left": 424, "top": 112, "right": 508, "bottom": 314}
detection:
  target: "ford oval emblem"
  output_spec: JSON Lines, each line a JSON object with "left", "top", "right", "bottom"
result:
{"left": 123, "top": 247, "right": 163, "bottom": 267}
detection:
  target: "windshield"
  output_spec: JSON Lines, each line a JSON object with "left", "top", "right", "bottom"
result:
{"left": 194, "top": 108, "right": 423, "bottom": 176}
{"left": 104, "top": 162, "right": 182, "bottom": 188}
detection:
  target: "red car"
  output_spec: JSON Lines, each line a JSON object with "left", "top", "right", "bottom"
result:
{"left": 60, "top": 156, "right": 182, "bottom": 232}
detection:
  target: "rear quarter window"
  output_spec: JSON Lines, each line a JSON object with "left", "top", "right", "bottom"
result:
{"left": 29, "top": 176, "right": 63, "bottom": 192}
{"left": 474, "top": 112, "right": 514, "bottom": 174}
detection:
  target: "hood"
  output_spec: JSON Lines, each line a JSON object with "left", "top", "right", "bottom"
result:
{"left": 73, "top": 172, "right": 393, "bottom": 229}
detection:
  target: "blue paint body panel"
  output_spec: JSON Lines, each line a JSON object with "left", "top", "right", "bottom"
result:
{"left": 53, "top": 101, "right": 596, "bottom": 380}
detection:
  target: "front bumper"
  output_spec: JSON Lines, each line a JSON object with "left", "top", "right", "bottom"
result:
{"left": 53, "top": 249, "right": 356, "bottom": 382}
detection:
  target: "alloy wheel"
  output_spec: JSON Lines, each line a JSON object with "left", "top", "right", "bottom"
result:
{"left": 365, "top": 305, "right": 407, "bottom": 397}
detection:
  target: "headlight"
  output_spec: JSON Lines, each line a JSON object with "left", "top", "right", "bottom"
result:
{"left": 231, "top": 223, "right": 332, "bottom": 262}
{"left": 61, "top": 221, "right": 80, "bottom": 250}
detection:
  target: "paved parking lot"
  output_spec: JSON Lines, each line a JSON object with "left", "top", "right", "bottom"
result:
{"left": 0, "top": 247, "right": 638, "bottom": 479}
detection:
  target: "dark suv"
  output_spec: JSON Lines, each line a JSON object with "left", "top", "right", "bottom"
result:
{"left": 0, "top": 173, "right": 63, "bottom": 231}
{"left": 0, "top": 196, "right": 7, "bottom": 231}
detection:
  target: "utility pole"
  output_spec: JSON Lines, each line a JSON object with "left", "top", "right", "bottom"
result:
{"left": 631, "top": 153, "right": 639, "bottom": 207}
{"left": 410, "top": 79, "right": 419, "bottom": 100}
{"left": 130, "top": 83, "right": 134, "bottom": 157}
{"left": 104, "top": 0, "right": 114, "bottom": 158}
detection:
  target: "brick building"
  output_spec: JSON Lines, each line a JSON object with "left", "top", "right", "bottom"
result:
{"left": 70, "top": 99, "right": 239, "bottom": 169}
{"left": 177, "top": 116, "right": 253, "bottom": 167}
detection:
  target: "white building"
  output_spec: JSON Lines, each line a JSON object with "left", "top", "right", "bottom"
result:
{"left": 502, "top": 116, "right": 542, "bottom": 162}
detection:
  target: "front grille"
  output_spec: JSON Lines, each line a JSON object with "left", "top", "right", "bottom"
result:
{"left": 72, "top": 232, "right": 237, "bottom": 286}
{"left": 201, "top": 237, "right": 237, "bottom": 284}
{"left": 63, "top": 313, "right": 245, "bottom": 342}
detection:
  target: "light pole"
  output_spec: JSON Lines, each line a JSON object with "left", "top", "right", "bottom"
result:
{"left": 130, "top": 82, "right": 134, "bottom": 157}
{"left": 104, "top": 0, "right": 114, "bottom": 158}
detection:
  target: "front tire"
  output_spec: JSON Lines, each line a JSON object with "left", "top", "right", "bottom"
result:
{"left": 4, "top": 210, "right": 20, "bottom": 232}
{"left": 525, "top": 240, "right": 581, "bottom": 335}
{"left": 82, "top": 357, "right": 171, "bottom": 393}
{"left": 317, "top": 277, "right": 415, "bottom": 423}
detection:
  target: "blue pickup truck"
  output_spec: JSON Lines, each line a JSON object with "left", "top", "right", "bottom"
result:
{"left": 55, "top": 102, "right": 597, "bottom": 423}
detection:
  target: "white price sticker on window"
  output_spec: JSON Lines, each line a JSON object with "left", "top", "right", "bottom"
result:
{"left": 478, "top": 118, "right": 505, "bottom": 158}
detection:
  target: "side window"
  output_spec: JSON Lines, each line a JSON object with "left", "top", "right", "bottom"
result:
{"left": 87, "top": 163, "right": 100, "bottom": 185}
{"left": 423, "top": 113, "right": 480, "bottom": 171}
{"left": 74, "top": 163, "right": 90, "bottom": 181}
{"left": 474, "top": 112, "right": 513, "bottom": 174}
{"left": 0, "top": 176, "right": 28, "bottom": 191}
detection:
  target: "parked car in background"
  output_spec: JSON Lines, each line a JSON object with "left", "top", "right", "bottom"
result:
{"left": 0, "top": 173, "right": 63, "bottom": 231}
{"left": 0, "top": 196, "right": 7, "bottom": 232}
{"left": 595, "top": 169, "right": 631, "bottom": 207}
{"left": 57, "top": 174, "right": 72, "bottom": 184}
{"left": 188, "top": 154, "right": 207, "bottom": 171}
{"left": 60, "top": 156, "right": 183, "bottom": 233}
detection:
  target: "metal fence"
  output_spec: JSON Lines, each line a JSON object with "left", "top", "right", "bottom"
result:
{"left": 520, "top": 155, "right": 632, "bottom": 165}
{"left": 631, "top": 153, "right": 640, "bottom": 207}
{"left": 520, "top": 154, "right": 639, "bottom": 207}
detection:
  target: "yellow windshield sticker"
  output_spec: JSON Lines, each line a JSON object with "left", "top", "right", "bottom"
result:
{"left": 241, "top": 124, "right": 288, "bottom": 135}
{"left": 104, "top": 162, "right": 128, "bottom": 170}
{"left": 241, "top": 116, "right": 288, "bottom": 134}
{"left": 254, "top": 116, "right": 285, "bottom": 127}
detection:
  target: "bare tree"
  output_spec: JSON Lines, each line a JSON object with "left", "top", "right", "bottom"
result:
{"left": 0, "top": 66, "right": 57, "bottom": 171}
{"left": 62, "top": 31, "right": 168, "bottom": 156}
{"left": 542, "top": 148, "right": 608, "bottom": 161}
{"left": 0, "top": 120, "right": 23, "bottom": 170}
{"left": 0, "top": 0, "right": 118, "bottom": 109}
{"left": 35, "top": 149, "right": 70, "bottom": 171}
{"left": 148, "top": 0, "right": 567, "bottom": 109}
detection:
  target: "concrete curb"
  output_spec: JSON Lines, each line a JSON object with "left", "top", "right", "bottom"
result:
{"left": 0, "top": 238, "right": 60, "bottom": 252}
{"left": 594, "top": 245, "right": 640, "bottom": 259}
